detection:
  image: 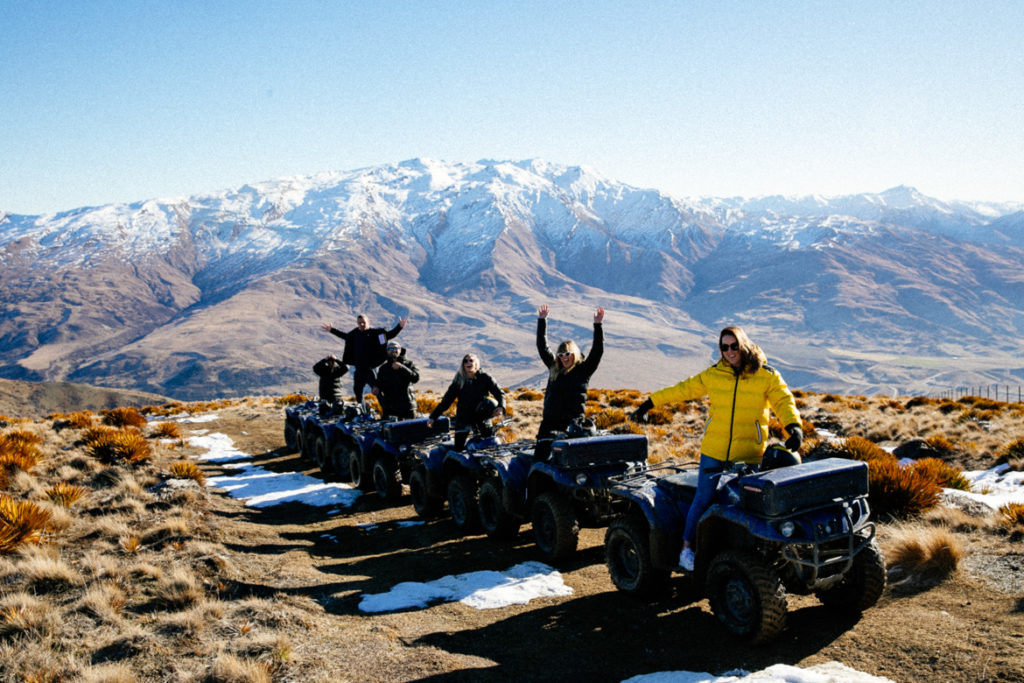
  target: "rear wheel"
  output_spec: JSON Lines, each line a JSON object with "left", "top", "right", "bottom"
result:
{"left": 816, "top": 539, "right": 886, "bottom": 613}
{"left": 373, "top": 455, "right": 403, "bottom": 501}
{"left": 283, "top": 420, "right": 300, "bottom": 453}
{"left": 299, "top": 427, "right": 317, "bottom": 461}
{"left": 706, "top": 550, "right": 788, "bottom": 644}
{"left": 329, "top": 440, "right": 356, "bottom": 482}
{"left": 479, "top": 478, "right": 520, "bottom": 540}
{"left": 447, "top": 475, "right": 480, "bottom": 531}
{"left": 349, "top": 452, "right": 373, "bottom": 491}
{"left": 410, "top": 467, "right": 442, "bottom": 518}
{"left": 313, "top": 435, "right": 334, "bottom": 476}
{"left": 531, "top": 492, "right": 579, "bottom": 561}
{"left": 605, "top": 515, "right": 670, "bottom": 597}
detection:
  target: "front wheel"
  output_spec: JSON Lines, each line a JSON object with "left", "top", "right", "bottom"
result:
{"left": 478, "top": 478, "right": 520, "bottom": 540}
{"left": 605, "top": 515, "right": 670, "bottom": 597}
{"left": 706, "top": 550, "right": 788, "bottom": 644}
{"left": 410, "top": 467, "right": 442, "bottom": 518}
{"left": 531, "top": 492, "right": 579, "bottom": 561}
{"left": 373, "top": 455, "right": 403, "bottom": 502}
{"left": 447, "top": 475, "right": 480, "bottom": 532}
{"left": 815, "top": 539, "right": 886, "bottom": 613}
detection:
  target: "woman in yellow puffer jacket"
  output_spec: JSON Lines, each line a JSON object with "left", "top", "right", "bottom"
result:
{"left": 631, "top": 326, "right": 803, "bottom": 571}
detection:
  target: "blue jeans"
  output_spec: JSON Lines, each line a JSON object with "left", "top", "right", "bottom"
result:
{"left": 683, "top": 454, "right": 728, "bottom": 546}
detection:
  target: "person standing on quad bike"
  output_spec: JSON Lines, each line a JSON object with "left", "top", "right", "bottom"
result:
{"left": 535, "top": 305, "right": 605, "bottom": 441}
{"left": 320, "top": 313, "right": 407, "bottom": 403}
{"left": 427, "top": 353, "right": 506, "bottom": 449}
{"left": 312, "top": 354, "right": 348, "bottom": 403}
{"left": 372, "top": 339, "right": 420, "bottom": 420}
{"left": 631, "top": 326, "right": 803, "bottom": 572}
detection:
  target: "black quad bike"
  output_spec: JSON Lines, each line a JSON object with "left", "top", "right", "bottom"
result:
{"left": 603, "top": 452, "right": 884, "bottom": 644}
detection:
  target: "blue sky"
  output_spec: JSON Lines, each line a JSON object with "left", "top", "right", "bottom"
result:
{"left": 2, "top": 1, "right": 1023, "bottom": 215}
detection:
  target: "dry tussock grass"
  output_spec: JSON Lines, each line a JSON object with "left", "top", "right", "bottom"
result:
{"left": 101, "top": 407, "right": 147, "bottom": 429}
{"left": 998, "top": 502, "right": 1024, "bottom": 527}
{"left": 884, "top": 522, "right": 964, "bottom": 586}
{"left": 45, "top": 481, "right": 89, "bottom": 507}
{"left": 169, "top": 460, "right": 206, "bottom": 485}
{"left": 150, "top": 421, "right": 182, "bottom": 440}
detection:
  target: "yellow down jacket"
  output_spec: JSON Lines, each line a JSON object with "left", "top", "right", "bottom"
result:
{"left": 650, "top": 360, "right": 801, "bottom": 465}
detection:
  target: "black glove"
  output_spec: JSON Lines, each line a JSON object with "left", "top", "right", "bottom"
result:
{"left": 630, "top": 398, "right": 654, "bottom": 424}
{"left": 784, "top": 424, "right": 803, "bottom": 452}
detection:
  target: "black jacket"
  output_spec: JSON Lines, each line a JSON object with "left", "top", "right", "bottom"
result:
{"left": 328, "top": 323, "right": 403, "bottom": 369}
{"left": 375, "top": 350, "right": 420, "bottom": 419}
{"left": 312, "top": 356, "right": 348, "bottom": 402}
{"left": 537, "top": 319, "right": 603, "bottom": 436}
{"left": 429, "top": 371, "right": 505, "bottom": 429}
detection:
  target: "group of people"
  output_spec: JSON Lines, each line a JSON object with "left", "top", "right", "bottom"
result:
{"left": 315, "top": 308, "right": 802, "bottom": 573}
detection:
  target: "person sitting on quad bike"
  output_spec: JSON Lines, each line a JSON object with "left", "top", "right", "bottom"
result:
{"left": 535, "top": 305, "right": 604, "bottom": 441}
{"left": 428, "top": 353, "right": 505, "bottom": 450}
{"left": 372, "top": 339, "right": 420, "bottom": 420}
{"left": 631, "top": 325, "right": 804, "bottom": 572}
{"left": 312, "top": 354, "right": 348, "bottom": 403}
{"left": 320, "top": 313, "right": 407, "bottom": 402}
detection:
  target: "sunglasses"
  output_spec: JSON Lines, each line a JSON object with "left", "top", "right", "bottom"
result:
{"left": 463, "top": 359, "right": 475, "bottom": 365}
{"left": 720, "top": 342, "right": 740, "bottom": 352}
{"left": 557, "top": 352, "right": 573, "bottom": 358}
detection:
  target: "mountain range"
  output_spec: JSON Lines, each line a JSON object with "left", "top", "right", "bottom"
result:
{"left": 2, "top": 158, "right": 1023, "bottom": 401}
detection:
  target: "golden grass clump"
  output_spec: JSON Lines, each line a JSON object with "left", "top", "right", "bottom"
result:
{"left": 45, "top": 482, "right": 89, "bottom": 508}
{"left": 0, "top": 495, "right": 52, "bottom": 553}
{"left": 1, "top": 429, "right": 44, "bottom": 471}
{"left": 206, "top": 653, "right": 274, "bottom": 683}
{"left": 149, "top": 421, "right": 182, "bottom": 440}
{"left": 923, "top": 434, "right": 957, "bottom": 455}
{"left": 169, "top": 461, "right": 206, "bottom": 485}
{"left": 514, "top": 388, "right": 544, "bottom": 401}
{"left": 0, "top": 592, "right": 58, "bottom": 639}
{"left": 416, "top": 395, "right": 441, "bottom": 416}
{"left": 910, "top": 457, "right": 970, "bottom": 491}
{"left": 867, "top": 458, "right": 942, "bottom": 519}
{"left": 591, "top": 408, "right": 626, "bottom": 430}
{"left": 83, "top": 426, "right": 152, "bottom": 465}
{"left": 101, "top": 407, "right": 147, "bottom": 429}
{"left": 275, "top": 393, "right": 308, "bottom": 406}
{"left": 64, "top": 411, "right": 97, "bottom": 429}
{"left": 999, "top": 438, "right": 1024, "bottom": 462}
{"left": 152, "top": 566, "right": 204, "bottom": 609}
{"left": 838, "top": 436, "right": 894, "bottom": 463}
{"left": 998, "top": 502, "right": 1024, "bottom": 527}
{"left": 885, "top": 522, "right": 963, "bottom": 583}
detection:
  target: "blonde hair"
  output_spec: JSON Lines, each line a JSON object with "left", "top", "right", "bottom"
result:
{"left": 549, "top": 340, "right": 583, "bottom": 380}
{"left": 719, "top": 326, "right": 766, "bottom": 376}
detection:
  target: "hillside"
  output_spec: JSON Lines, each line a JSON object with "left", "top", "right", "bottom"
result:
{"left": 0, "top": 377, "right": 169, "bottom": 419}
{"left": 1, "top": 387, "right": 1023, "bottom": 680}
{"left": 3, "top": 159, "right": 1024, "bottom": 400}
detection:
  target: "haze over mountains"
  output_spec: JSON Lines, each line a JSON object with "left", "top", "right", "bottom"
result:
{"left": 2, "top": 158, "right": 1023, "bottom": 401}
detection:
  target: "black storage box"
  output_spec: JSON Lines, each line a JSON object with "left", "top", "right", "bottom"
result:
{"left": 549, "top": 434, "right": 648, "bottom": 468}
{"left": 738, "top": 457, "right": 868, "bottom": 516}
{"left": 381, "top": 416, "right": 449, "bottom": 445}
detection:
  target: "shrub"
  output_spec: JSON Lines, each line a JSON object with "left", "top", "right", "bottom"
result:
{"left": 885, "top": 522, "right": 963, "bottom": 583}
{"left": 911, "top": 458, "right": 970, "bottom": 491}
{"left": 514, "top": 388, "right": 544, "bottom": 401}
{"left": 998, "top": 503, "right": 1024, "bottom": 527}
{"left": 416, "top": 396, "right": 441, "bottom": 416}
{"left": 592, "top": 408, "right": 626, "bottom": 430}
{"left": 101, "top": 407, "right": 147, "bottom": 429}
{"left": 644, "top": 408, "right": 672, "bottom": 425}
{"left": 45, "top": 482, "right": 89, "bottom": 508}
{"left": 999, "top": 438, "right": 1024, "bottom": 462}
{"left": 64, "top": 411, "right": 96, "bottom": 429}
{"left": 904, "top": 396, "right": 936, "bottom": 409}
{"left": 838, "top": 436, "right": 894, "bottom": 463}
{"left": 84, "top": 427, "right": 152, "bottom": 465}
{"left": 275, "top": 394, "right": 308, "bottom": 406}
{"left": 169, "top": 461, "right": 206, "bottom": 485}
{"left": 150, "top": 421, "right": 182, "bottom": 439}
{"left": 607, "top": 389, "right": 643, "bottom": 407}
{"left": 0, "top": 495, "right": 52, "bottom": 553}
{"left": 923, "top": 434, "right": 957, "bottom": 455}
{"left": 867, "top": 458, "right": 942, "bottom": 519}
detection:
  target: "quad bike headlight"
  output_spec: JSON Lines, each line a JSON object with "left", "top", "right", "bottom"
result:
{"left": 778, "top": 521, "right": 796, "bottom": 538}
{"left": 575, "top": 472, "right": 588, "bottom": 485}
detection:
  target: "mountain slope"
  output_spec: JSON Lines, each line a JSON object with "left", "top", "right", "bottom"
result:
{"left": 2, "top": 159, "right": 1023, "bottom": 399}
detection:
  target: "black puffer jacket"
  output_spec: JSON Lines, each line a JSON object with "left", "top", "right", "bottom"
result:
{"left": 312, "top": 356, "right": 348, "bottom": 402}
{"left": 328, "top": 322, "right": 403, "bottom": 368}
{"left": 536, "top": 319, "right": 603, "bottom": 437}
{"left": 375, "top": 350, "right": 420, "bottom": 419}
{"left": 429, "top": 372, "right": 505, "bottom": 429}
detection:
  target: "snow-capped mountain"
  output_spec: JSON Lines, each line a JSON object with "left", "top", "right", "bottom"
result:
{"left": 2, "top": 158, "right": 1023, "bottom": 400}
